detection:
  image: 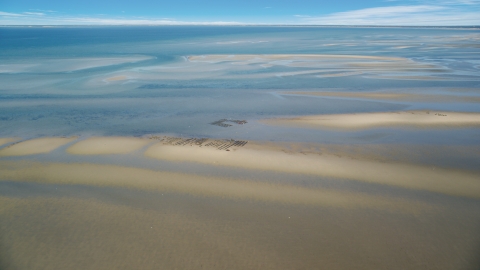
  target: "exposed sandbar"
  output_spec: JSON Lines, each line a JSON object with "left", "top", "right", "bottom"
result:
{"left": 144, "top": 143, "right": 480, "bottom": 199}
{"left": 3, "top": 194, "right": 471, "bottom": 270}
{"left": 105, "top": 75, "right": 128, "bottom": 82}
{"left": 348, "top": 62, "right": 440, "bottom": 69}
{"left": 282, "top": 91, "right": 480, "bottom": 103}
{"left": 67, "top": 137, "right": 150, "bottom": 155}
{"left": 366, "top": 75, "right": 447, "bottom": 81}
{"left": 316, "top": 71, "right": 363, "bottom": 78}
{"left": 262, "top": 111, "right": 480, "bottom": 130}
{"left": 89, "top": 54, "right": 453, "bottom": 83}
{"left": 265, "top": 142, "right": 480, "bottom": 171}
{"left": 0, "top": 138, "right": 20, "bottom": 147}
{"left": 0, "top": 161, "right": 435, "bottom": 213}
{"left": 0, "top": 137, "right": 76, "bottom": 157}
{"left": 188, "top": 54, "right": 407, "bottom": 62}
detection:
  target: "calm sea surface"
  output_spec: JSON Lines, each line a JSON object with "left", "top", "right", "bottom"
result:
{"left": 1, "top": 26, "right": 479, "bottom": 143}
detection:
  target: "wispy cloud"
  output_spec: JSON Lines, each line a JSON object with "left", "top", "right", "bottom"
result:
{"left": 0, "top": 12, "right": 249, "bottom": 25}
{"left": 23, "top": 12, "right": 45, "bottom": 16}
{"left": 1, "top": 1, "right": 479, "bottom": 26}
{"left": 297, "top": 5, "right": 480, "bottom": 25}
{"left": 425, "top": 0, "right": 480, "bottom": 4}
{"left": 0, "top": 11, "right": 25, "bottom": 17}
{"left": 28, "top": 9, "right": 57, "bottom": 14}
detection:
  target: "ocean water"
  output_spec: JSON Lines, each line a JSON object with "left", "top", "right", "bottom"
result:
{"left": 0, "top": 26, "right": 479, "bottom": 143}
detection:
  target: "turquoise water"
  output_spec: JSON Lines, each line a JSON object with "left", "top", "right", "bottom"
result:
{"left": 1, "top": 26, "right": 479, "bottom": 143}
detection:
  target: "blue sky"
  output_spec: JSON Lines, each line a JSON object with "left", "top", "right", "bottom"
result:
{"left": 1, "top": 0, "right": 479, "bottom": 25}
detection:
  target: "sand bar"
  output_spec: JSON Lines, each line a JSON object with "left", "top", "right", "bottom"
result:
{"left": 282, "top": 91, "right": 480, "bottom": 103}
{"left": 0, "top": 137, "right": 77, "bottom": 157}
{"left": 3, "top": 194, "right": 471, "bottom": 270}
{"left": 67, "top": 137, "right": 151, "bottom": 155}
{"left": 0, "top": 161, "right": 436, "bottom": 213}
{"left": 0, "top": 138, "right": 20, "bottom": 147}
{"left": 366, "top": 75, "right": 448, "bottom": 81}
{"left": 88, "top": 54, "right": 450, "bottom": 84}
{"left": 262, "top": 111, "right": 480, "bottom": 129}
{"left": 275, "top": 69, "right": 329, "bottom": 77}
{"left": 188, "top": 54, "right": 407, "bottom": 62}
{"left": 316, "top": 71, "right": 363, "bottom": 78}
{"left": 145, "top": 144, "right": 480, "bottom": 199}
{"left": 105, "top": 75, "right": 128, "bottom": 82}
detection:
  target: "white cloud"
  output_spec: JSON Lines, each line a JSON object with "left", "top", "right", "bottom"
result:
{"left": 0, "top": 12, "right": 249, "bottom": 25}
{"left": 412, "top": 0, "right": 480, "bottom": 6}
{"left": 30, "top": 9, "right": 57, "bottom": 13}
{"left": 23, "top": 12, "right": 45, "bottom": 16}
{"left": 435, "top": 0, "right": 480, "bottom": 4}
{"left": 1, "top": 2, "right": 479, "bottom": 26}
{"left": 55, "top": 18, "right": 246, "bottom": 25}
{"left": 0, "top": 11, "right": 25, "bottom": 17}
{"left": 298, "top": 5, "right": 480, "bottom": 25}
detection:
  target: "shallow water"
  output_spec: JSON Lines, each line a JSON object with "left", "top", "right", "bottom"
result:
{"left": 1, "top": 26, "right": 479, "bottom": 142}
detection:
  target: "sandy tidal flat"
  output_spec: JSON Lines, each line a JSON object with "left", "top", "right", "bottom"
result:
{"left": 94, "top": 53, "right": 455, "bottom": 85}
{"left": 67, "top": 137, "right": 151, "bottom": 155}
{"left": 1, "top": 137, "right": 480, "bottom": 269}
{"left": 0, "top": 138, "right": 20, "bottom": 147}
{"left": 0, "top": 161, "right": 437, "bottom": 213}
{"left": 187, "top": 54, "right": 407, "bottom": 62}
{"left": 2, "top": 194, "right": 477, "bottom": 270}
{"left": 282, "top": 90, "right": 480, "bottom": 103}
{"left": 144, "top": 143, "right": 480, "bottom": 199}
{"left": 0, "top": 137, "right": 76, "bottom": 157}
{"left": 262, "top": 111, "right": 480, "bottom": 130}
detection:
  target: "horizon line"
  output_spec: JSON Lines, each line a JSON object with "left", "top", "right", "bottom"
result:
{"left": 1, "top": 24, "right": 479, "bottom": 28}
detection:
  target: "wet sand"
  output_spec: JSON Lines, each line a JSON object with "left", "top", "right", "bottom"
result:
{"left": 67, "top": 137, "right": 151, "bottom": 155}
{"left": 144, "top": 142, "right": 480, "bottom": 199}
{"left": 366, "top": 75, "right": 448, "bottom": 81}
{"left": 2, "top": 194, "right": 478, "bottom": 270}
{"left": 1, "top": 135, "right": 479, "bottom": 199}
{"left": 262, "top": 111, "right": 480, "bottom": 130}
{"left": 104, "top": 75, "right": 128, "bottom": 82}
{"left": 0, "top": 160, "right": 436, "bottom": 212}
{"left": 0, "top": 138, "right": 19, "bottom": 147}
{"left": 282, "top": 90, "right": 480, "bottom": 103}
{"left": 1, "top": 135, "right": 480, "bottom": 269}
{"left": 0, "top": 137, "right": 77, "bottom": 157}
{"left": 98, "top": 53, "right": 456, "bottom": 84}
{"left": 187, "top": 54, "right": 407, "bottom": 62}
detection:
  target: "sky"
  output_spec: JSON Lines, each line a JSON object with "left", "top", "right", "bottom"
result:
{"left": 1, "top": 0, "right": 480, "bottom": 26}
